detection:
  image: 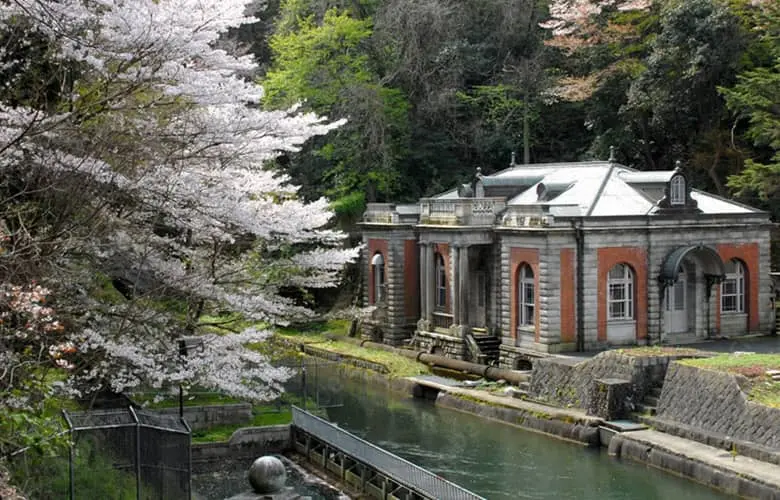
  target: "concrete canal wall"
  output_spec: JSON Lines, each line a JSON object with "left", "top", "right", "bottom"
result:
{"left": 191, "top": 424, "right": 291, "bottom": 472}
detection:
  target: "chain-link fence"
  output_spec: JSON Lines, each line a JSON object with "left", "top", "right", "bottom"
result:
{"left": 6, "top": 407, "right": 191, "bottom": 499}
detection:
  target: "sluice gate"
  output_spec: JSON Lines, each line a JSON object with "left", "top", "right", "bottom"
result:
{"left": 291, "top": 406, "right": 484, "bottom": 500}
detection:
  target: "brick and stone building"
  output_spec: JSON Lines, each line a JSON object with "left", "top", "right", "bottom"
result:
{"left": 358, "top": 152, "right": 774, "bottom": 368}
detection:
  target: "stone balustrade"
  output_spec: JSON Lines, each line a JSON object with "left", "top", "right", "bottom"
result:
{"left": 420, "top": 198, "right": 507, "bottom": 226}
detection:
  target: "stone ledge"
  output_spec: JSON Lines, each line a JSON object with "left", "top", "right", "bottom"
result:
{"left": 639, "top": 416, "right": 780, "bottom": 466}
{"left": 610, "top": 430, "right": 780, "bottom": 498}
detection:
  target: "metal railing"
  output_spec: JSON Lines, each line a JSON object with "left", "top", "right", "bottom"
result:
{"left": 291, "top": 406, "right": 484, "bottom": 500}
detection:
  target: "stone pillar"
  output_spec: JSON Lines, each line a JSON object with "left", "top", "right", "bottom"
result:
{"left": 418, "top": 242, "right": 428, "bottom": 326}
{"left": 425, "top": 244, "right": 435, "bottom": 325}
{"left": 459, "top": 245, "right": 469, "bottom": 327}
{"left": 451, "top": 245, "right": 460, "bottom": 328}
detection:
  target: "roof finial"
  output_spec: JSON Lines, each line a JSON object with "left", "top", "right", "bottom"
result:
{"left": 674, "top": 160, "right": 682, "bottom": 172}
{"left": 511, "top": 151, "right": 517, "bottom": 166}
{"left": 608, "top": 145, "right": 616, "bottom": 163}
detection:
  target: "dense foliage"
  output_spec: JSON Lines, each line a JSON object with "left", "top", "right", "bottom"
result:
{"left": 255, "top": 0, "right": 778, "bottom": 220}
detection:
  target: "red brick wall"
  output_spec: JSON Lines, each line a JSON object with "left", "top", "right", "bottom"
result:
{"left": 510, "top": 248, "right": 540, "bottom": 342}
{"left": 560, "top": 248, "right": 576, "bottom": 343}
{"left": 717, "top": 242, "right": 760, "bottom": 332}
{"left": 403, "top": 239, "right": 419, "bottom": 320}
{"left": 367, "top": 239, "right": 388, "bottom": 305}
{"left": 597, "top": 247, "right": 648, "bottom": 342}
{"left": 432, "top": 243, "right": 450, "bottom": 312}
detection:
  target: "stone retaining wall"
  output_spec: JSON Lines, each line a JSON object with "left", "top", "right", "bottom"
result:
{"left": 435, "top": 393, "right": 600, "bottom": 446}
{"left": 528, "top": 351, "right": 686, "bottom": 410}
{"left": 414, "top": 331, "right": 466, "bottom": 360}
{"left": 657, "top": 363, "right": 780, "bottom": 450}
{"left": 191, "top": 425, "right": 291, "bottom": 472}
{"left": 301, "top": 344, "right": 390, "bottom": 374}
{"left": 157, "top": 403, "right": 252, "bottom": 431}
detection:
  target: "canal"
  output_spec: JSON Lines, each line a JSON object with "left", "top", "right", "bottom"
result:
{"left": 313, "top": 368, "right": 733, "bottom": 500}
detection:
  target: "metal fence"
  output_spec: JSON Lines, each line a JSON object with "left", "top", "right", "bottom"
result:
{"left": 63, "top": 407, "right": 192, "bottom": 500}
{"left": 291, "top": 406, "right": 485, "bottom": 500}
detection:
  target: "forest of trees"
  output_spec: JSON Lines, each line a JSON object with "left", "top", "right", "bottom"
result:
{"left": 251, "top": 0, "right": 778, "bottom": 222}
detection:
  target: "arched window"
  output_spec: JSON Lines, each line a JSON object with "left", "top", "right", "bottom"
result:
{"left": 721, "top": 259, "right": 745, "bottom": 313}
{"left": 371, "top": 253, "right": 385, "bottom": 304}
{"left": 670, "top": 175, "right": 686, "bottom": 206}
{"left": 608, "top": 264, "right": 634, "bottom": 320}
{"left": 435, "top": 253, "right": 446, "bottom": 309}
{"left": 517, "top": 264, "right": 535, "bottom": 327}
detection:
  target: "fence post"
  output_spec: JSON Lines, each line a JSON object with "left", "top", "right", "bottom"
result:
{"left": 61, "top": 410, "right": 75, "bottom": 500}
{"left": 68, "top": 435, "right": 75, "bottom": 500}
{"left": 128, "top": 407, "right": 141, "bottom": 500}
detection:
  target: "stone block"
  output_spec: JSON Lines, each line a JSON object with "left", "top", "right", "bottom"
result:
{"left": 587, "top": 378, "right": 633, "bottom": 420}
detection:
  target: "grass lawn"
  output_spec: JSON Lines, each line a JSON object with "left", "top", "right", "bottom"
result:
{"left": 272, "top": 319, "right": 431, "bottom": 378}
{"left": 680, "top": 354, "right": 780, "bottom": 408}
{"left": 615, "top": 346, "right": 708, "bottom": 357}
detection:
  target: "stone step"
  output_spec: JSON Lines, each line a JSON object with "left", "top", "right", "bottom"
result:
{"left": 644, "top": 395, "right": 660, "bottom": 407}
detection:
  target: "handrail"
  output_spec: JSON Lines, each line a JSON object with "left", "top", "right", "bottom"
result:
{"left": 291, "top": 406, "right": 485, "bottom": 500}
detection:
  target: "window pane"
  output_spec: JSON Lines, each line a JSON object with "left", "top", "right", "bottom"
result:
{"left": 523, "top": 305, "right": 534, "bottom": 325}
{"left": 674, "top": 282, "right": 685, "bottom": 310}
{"left": 609, "top": 283, "right": 625, "bottom": 301}
{"left": 610, "top": 301, "right": 625, "bottom": 319}
{"left": 609, "top": 265, "right": 625, "bottom": 280}
{"left": 723, "top": 279, "right": 736, "bottom": 295}
{"left": 722, "top": 296, "right": 736, "bottom": 312}
{"left": 524, "top": 283, "right": 534, "bottom": 303}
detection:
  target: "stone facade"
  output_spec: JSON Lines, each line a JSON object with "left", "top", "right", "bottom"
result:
{"left": 657, "top": 363, "right": 780, "bottom": 450}
{"left": 359, "top": 158, "right": 774, "bottom": 358}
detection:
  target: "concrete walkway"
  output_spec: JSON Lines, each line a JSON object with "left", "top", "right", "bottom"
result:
{"left": 615, "top": 429, "right": 780, "bottom": 495}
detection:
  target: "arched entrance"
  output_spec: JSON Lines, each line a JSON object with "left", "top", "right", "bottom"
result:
{"left": 659, "top": 245, "right": 725, "bottom": 342}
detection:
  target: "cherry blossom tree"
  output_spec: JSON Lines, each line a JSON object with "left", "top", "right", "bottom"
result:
{"left": 0, "top": 0, "right": 357, "bottom": 407}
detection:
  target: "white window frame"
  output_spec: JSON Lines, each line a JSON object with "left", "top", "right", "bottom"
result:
{"left": 371, "top": 253, "right": 385, "bottom": 304}
{"left": 518, "top": 264, "right": 535, "bottom": 328}
{"left": 721, "top": 259, "right": 745, "bottom": 313}
{"left": 670, "top": 175, "right": 686, "bottom": 206}
{"left": 608, "top": 264, "right": 634, "bottom": 321}
{"left": 435, "top": 253, "right": 447, "bottom": 309}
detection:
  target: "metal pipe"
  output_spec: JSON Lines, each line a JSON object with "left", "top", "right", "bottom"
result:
{"left": 573, "top": 219, "right": 585, "bottom": 352}
{"left": 352, "top": 338, "right": 530, "bottom": 385}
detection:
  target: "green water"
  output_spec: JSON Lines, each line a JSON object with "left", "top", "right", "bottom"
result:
{"left": 316, "top": 372, "right": 734, "bottom": 500}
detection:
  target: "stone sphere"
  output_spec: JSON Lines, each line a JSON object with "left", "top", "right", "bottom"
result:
{"left": 248, "top": 455, "right": 287, "bottom": 494}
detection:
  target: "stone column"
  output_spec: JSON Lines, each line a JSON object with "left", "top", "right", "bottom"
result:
{"left": 459, "top": 245, "right": 469, "bottom": 328}
{"left": 425, "top": 244, "right": 435, "bottom": 325}
{"left": 418, "top": 242, "right": 428, "bottom": 327}
{"left": 451, "top": 245, "right": 460, "bottom": 329}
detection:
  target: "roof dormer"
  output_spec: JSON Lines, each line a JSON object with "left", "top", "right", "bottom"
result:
{"left": 656, "top": 161, "right": 700, "bottom": 213}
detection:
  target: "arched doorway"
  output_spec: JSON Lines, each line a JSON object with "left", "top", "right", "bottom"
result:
{"left": 659, "top": 245, "right": 725, "bottom": 342}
